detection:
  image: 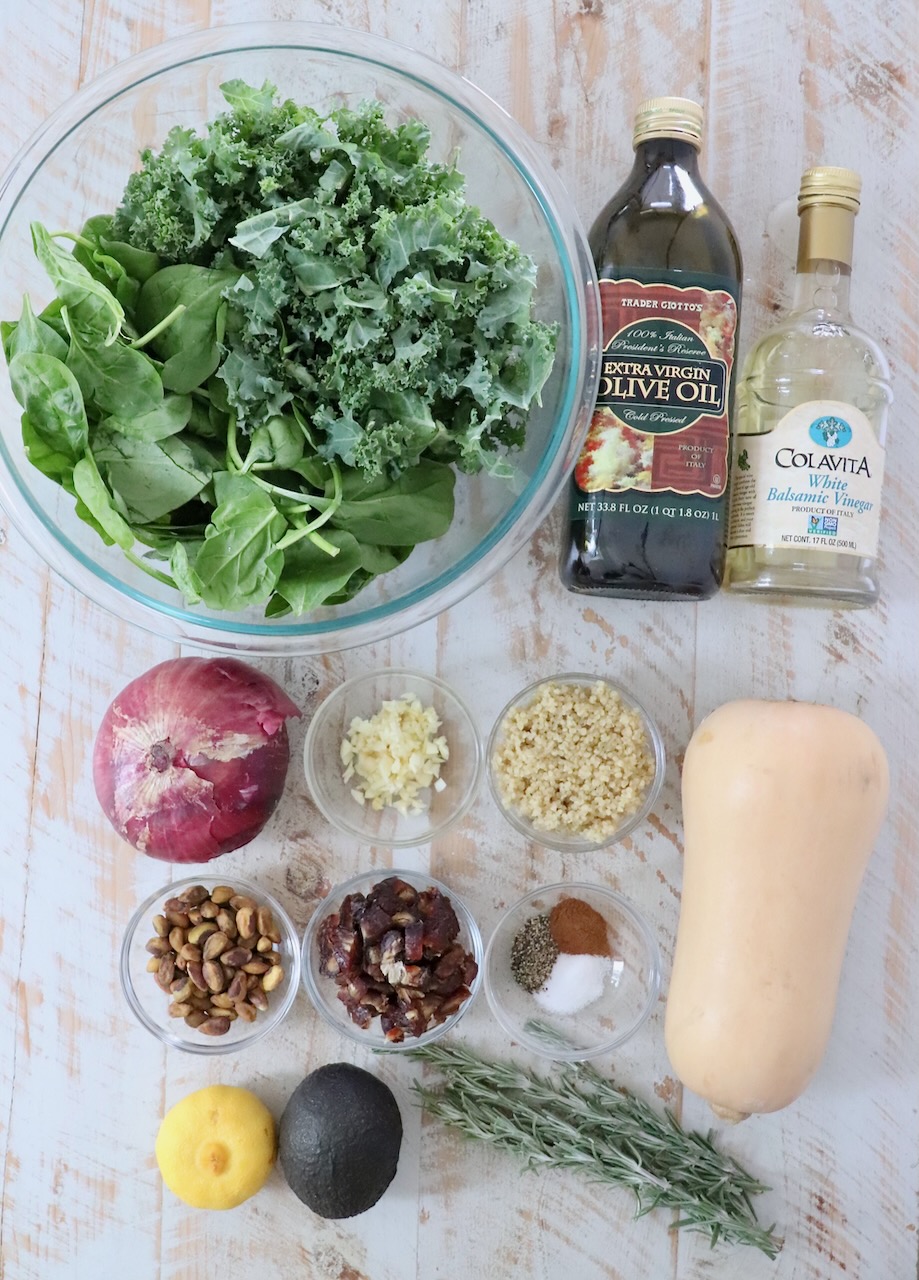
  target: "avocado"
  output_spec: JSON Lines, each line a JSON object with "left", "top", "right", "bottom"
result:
{"left": 278, "top": 1063, "right": 403, "bottom": 1218}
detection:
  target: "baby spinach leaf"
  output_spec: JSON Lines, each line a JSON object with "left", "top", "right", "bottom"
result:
{"left": 357, "top": 542, "right": 413, "bottom": 575}
{"left": 31, "top": 222, "right": 124, "bottom": 345}
{"left": 320, "top": 567, "right": 375, "bottom": 607}
{"left": 72, "top": 453, "right": 134, "bottom": 550}
{"left": 77, "top": 214, "right": 161, "bottom": 283}
{"left": 270, "top": 528, "right": 364, "bottom": 615}
{"left": 93, "top": 429, "right": 213, "bottom": 522}
{"left": 8, "top": 351, "right": 88, "bottom": 460}
{"left": 70, "top": 216, "right": 143, "bottom": 311}
{"left": 136, "top": 265, "right": 239, "bottom": 393}
{"left": 169, "top": 541, "right": 203, "bottom": 603}
{"left": 64, "top": 313, "right": 163, "bottom": 418}
{"left": 331, "top": 459, "right": 455, "bottom": 545}
{"left": 244, "top": 415, "right": 305, "bottom": 470}
{"left": 101, "top": 393, "right": 192, "bottom": 442}
{"left": 289, "top": 454, "right": 334, "bottom": 490}
{"left": 20, "top": 413, "right": 77, "bottom": 484}
{"left": 185, "top": 399, "right": 224, "bottom": 440}
{"left": 74, "top": 494, "right": 117, "bottom": 546}
{"left": 38, "top": 300, "right": 69, "bottom": 343}
{"left": 2, "top": 295, "right": 69, "bottom": 363}
{"left": 190, "top": 473, "right": 286, "bottom": 608}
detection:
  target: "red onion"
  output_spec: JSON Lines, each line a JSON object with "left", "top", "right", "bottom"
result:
{"left": 93, "top": 657, "right": 301, "bottom": 863}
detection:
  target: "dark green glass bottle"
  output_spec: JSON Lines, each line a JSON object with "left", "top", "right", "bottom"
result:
{"left": 561, "top": 97, "right": 743, "bottom": 600}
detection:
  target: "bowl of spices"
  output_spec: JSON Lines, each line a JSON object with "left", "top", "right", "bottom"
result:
{"left": 302, "top": 868, "right": 483, "bottom": 1050}
{"left": 120, "top": 876, "right": 301, "bottom": 1054}
{"left": 483, "top": 882, "right": 661, "bottom": 1061}
{"left": 487, "top": 673, "right": 665, "bottom": 851}
{"left": 303, "top": 669, "right": 483, "bottom": 847}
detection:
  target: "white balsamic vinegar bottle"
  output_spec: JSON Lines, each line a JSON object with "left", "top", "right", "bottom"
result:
{"left": 725, "top": 167, "right": 892, "bottom": 606}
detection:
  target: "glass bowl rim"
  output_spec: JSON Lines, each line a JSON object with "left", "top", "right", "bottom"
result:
{"left": 300, "top": 865, "right": 484, "bottom": 1051}
{"left": 119, "top": 872, "right": 302, "bottom": 1055}
{"left": 483, "top": 879, "right": 662, "bottom": 1061}
{"left": 0, "top": 19, "right": 599, "bottom": 654}
{"left": 303, "top": 667, "right": 484, "bottom": 848}
{"left": 485, "top": 671, "right": 667, "bottom": 851}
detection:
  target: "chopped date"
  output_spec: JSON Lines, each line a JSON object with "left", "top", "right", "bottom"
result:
{"left": 380, "top": 929, "right": 404, "bottom": 965}
{"left": 369, "top": 877, "right": 416, "bottom": 915}
{"left": 339, "top": 893, "right": 364, "bottom": 932}
{"left": 433, "top": 943, "right": 466, "bottom": 980}
{"left": 358, "top": 902, "right": 394, "bottom": 943}
{"left": 404, "top": 920, "right": 424, "bottom": 963}
{"left": 418, "top": 890, "right": 460, "bottom": 953}
{"left": 317, "top": 914, "right": 361, "bottom": 978}
{"left": 318, "top": 878, "right": 475, "bottom": 1041}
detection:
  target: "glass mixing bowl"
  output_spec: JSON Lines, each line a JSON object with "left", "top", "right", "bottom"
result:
{"left": 0, "top": 22, "right": 599, "bottom": 655}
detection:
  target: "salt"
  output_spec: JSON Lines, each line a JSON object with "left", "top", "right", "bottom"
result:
{"left": 533, "top": 952, "right": 611, "bottom": 1016}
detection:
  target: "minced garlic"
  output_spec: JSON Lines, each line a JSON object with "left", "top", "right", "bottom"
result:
{"left": 340, "top": 693, "right": 449, "bottom": 815}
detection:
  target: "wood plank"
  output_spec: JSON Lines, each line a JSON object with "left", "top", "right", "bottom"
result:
{"left": 0, "top": 3, "right": 90, "bottom": 1274}
{"left": 416, "top": 0, "right": 716, "bottom": 1273}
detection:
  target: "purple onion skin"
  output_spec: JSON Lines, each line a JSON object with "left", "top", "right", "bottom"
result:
{"left": 93, "top": 657, "right": 301, "bottom": 863}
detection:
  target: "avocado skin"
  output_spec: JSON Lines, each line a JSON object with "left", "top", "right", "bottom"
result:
{"left": 279, "top": 1063, "right": 403, "bottom": 1218}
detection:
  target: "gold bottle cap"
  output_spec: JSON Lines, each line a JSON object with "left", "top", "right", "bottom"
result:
{"left": 632, "top": 97, "right": 703, "bottom": 149}
{"left": 797, "top": 166, "right": 861, "bottom": 213}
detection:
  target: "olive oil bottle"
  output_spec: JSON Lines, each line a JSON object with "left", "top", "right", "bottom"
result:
{"left": 561, "top": 97, "right": 743, "bottom": 600}
{"left": 724, "top": 167, "right": 891, "bottom": 606}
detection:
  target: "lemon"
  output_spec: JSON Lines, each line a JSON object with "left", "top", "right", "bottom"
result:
{"left": 155, "top": 1085, "right": 275, "bottom": 1210}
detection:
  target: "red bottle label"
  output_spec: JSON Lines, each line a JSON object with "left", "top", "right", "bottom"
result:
{"left": 574, "top": 277, "right": 738, "bottom": 498}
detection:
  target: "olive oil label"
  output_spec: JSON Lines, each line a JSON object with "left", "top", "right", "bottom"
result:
{"left": 572, "top": 276, "right": 738, "bottom": 515}
{"left": 729, "top": 400, "right": 885, "bottom": 558}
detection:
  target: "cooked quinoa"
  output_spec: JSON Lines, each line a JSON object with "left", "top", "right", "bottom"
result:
{"left": 492, "top": 680, "right": 655, "bottom": 840}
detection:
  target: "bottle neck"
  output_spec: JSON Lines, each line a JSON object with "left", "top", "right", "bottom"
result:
{"left": 632, "top": 136, "right": 702, "bottom": 174}
{"left": 793, "top": 204, "right": 855, "bottom": 315}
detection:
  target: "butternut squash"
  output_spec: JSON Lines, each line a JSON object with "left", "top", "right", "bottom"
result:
{"left": 665, "top": 699, "right": 889, "bottom": 1121}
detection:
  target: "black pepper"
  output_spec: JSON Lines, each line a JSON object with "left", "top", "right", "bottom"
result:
{"left": 510, "top": 914, "right": 559, "bottom": 992}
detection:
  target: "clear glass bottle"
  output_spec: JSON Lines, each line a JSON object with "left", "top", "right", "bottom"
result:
{"left": 725, "top": 167, "right": 891, "bottom": 606}
{"left": 560, "top": 97, "right": 743, "bottom": 600}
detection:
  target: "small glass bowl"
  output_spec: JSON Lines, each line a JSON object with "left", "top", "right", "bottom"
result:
{"left": 486, "top": 672, "right": 665, "bottom": 852}
{"left": 483, "top": 882, "right": 661, "bottom": 1061}
{"left": 120, "top": 875, "right": 301, "bottom": 1055}
{"left": 301, "top": 868, "right": 483, "bottom": 1051}
{"left": 303, "top": 669, "right": 483, "bottom": 847}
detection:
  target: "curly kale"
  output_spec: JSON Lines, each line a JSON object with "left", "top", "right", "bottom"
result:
{"left": 112, "top": 80, "right": 557, "bottom": 479}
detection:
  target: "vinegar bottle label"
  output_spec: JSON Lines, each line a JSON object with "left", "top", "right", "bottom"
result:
{"left": 571, "top": 274, "right": 739, "bottom": 524}
{"left": 729, "top": 400, "right": 885, "bottom": 558}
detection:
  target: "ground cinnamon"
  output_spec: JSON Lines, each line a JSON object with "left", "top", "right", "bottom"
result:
{"left": 549, "top": 897, "right": 610, "bottom": 956}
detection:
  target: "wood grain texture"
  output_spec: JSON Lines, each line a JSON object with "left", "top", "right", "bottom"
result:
{"left": 0, "top": 0, "right": 917, "bottom": 1277}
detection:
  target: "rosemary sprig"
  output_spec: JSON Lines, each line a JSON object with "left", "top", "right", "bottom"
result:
{"left": 406, "top": 1042, "right": 781, "bottom": 1259}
